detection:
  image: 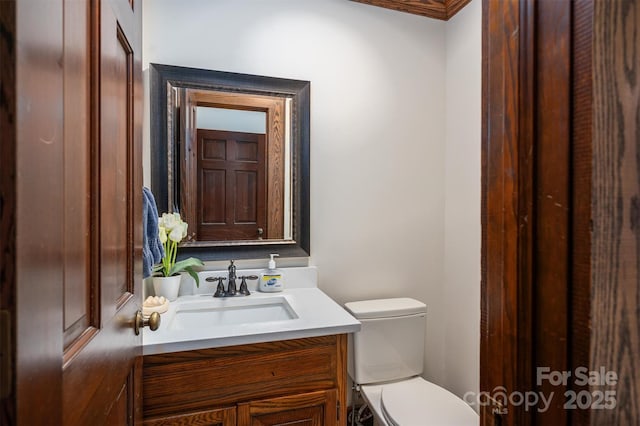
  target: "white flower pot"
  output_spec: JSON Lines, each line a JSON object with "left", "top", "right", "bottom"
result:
{"left": 152, "top": 275, "right": 182, "bottom": 301}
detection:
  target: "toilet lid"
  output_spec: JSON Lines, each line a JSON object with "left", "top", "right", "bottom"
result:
{"left": 380, "top": 377, "right": 478, "bottom": 426}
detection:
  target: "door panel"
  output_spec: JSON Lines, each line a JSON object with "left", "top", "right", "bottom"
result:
{"left": 62, "top": 0, "right": 91, "bottom": 348}
{"left": 61, "top": 0, "right": 143, "bottom": 424}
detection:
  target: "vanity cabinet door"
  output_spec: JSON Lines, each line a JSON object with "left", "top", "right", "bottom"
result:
{"left": 143, "top": 406, "right": 236, "bottom": 426}
{"left": 237, "top": 389, "right": 338, "bottom": 426}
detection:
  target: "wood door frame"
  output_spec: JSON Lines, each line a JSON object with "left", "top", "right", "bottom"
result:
{"left": 482, "top": 0, "right": 640, "bottom": 425}
{"left": 181, "top": 89, "right": 286, "bottom": 241}
{"left": 481, "top": 0, "right": 590, "bottom": 423}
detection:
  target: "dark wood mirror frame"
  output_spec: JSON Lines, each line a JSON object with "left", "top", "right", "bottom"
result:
{"left": 150, "top": 63, "right": 310, "bottom": 261}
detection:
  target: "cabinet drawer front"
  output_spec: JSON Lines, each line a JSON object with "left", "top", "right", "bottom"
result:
{"left": 143, "top": 336, "right": 342, "bottom": 418}
{"left": 144, "top": 406, "right": 236, "bottom": 426}
{"left": 237, "top": 389, "right": 338, "bottom": 426}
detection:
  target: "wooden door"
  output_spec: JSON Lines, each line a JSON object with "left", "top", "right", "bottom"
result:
{"left": 196, "top": 129, "right": 267, "bottom": 241}
{"left": 61, "top": 0, "right": 144, "bottom": 424}
{"left": 237, "top": 389, "right": 338, "bottom": 426}
{"left": 4, "top": 0, "right": 143, "bottom": 424}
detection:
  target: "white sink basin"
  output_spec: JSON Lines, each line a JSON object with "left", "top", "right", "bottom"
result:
{"left": 142, "top": 267, "right": 362, "bottom": 356}
{"left": 167, "top": 296, "right": 298, "bottom": 330}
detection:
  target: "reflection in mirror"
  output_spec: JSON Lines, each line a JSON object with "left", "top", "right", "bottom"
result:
{"left": 150, "top": 64, "right": 309, "bottom": 261}
{"left": 194, "top": 106, "right": 293, "bottom": 241}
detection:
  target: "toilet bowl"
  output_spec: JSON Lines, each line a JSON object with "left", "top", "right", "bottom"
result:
{"left": 345, "top": 298, "right": 478, "bottom": 426}
{"left": 361, "top": 377, "right": 478, "bottom": 426}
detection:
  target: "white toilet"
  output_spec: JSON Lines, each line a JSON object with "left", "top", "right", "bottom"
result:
{"left": 345, "top": 298, "right": 478, "bottom": 426}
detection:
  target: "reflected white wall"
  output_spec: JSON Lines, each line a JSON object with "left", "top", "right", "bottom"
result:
{"left": 196, "top": 107, "right": 266, "bottom": 133}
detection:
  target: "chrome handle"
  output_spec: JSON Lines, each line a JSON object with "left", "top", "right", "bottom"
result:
{"left": 207, "top": 276, "right": 227, "bottom": 297}
{"left": 238, "top": 275, "right": 258, "bottom": 296}
{"left": 134, "top": 311, "right": 160, "bottom": 335}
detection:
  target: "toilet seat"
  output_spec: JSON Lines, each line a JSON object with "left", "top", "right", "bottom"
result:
{"left": 361, "top": 377, "right": 477, "bottom": 426}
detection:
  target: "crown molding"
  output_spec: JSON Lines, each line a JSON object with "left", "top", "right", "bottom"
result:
{"left": 351, "top": 0, "right": 471, "bottom": 21}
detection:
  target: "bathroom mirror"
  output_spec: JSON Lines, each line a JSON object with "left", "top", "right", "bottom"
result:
{"left": 150, "top": 63, "right": 310, "bottom": 261}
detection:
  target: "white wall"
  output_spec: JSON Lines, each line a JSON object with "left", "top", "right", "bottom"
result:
{"left": 143, "top": 0, "right": 479, "bottom": 397}
{"left": 444, "top": 0, "right": 481, "bottom": 401}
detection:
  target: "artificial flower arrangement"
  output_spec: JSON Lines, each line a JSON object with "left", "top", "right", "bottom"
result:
{"left": 153, "top": 212, "right": 204, "bottom": 286}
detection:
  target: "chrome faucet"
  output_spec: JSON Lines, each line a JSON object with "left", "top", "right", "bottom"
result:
{"left": 227, "top": 260, "right": 238, "bottom": 296}
{"left": 206, "top": 260, "right": 258, "bottom": 297}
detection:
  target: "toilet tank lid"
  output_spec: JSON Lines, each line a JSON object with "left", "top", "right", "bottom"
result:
{"left": 344, "top": 298, "right": 426, "bottom": 319}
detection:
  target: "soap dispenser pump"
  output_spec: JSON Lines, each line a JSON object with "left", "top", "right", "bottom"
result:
{"left": 259, "top": 254, "right": 284, "bottom": 292}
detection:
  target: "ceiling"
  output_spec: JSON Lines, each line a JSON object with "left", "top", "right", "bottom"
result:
{"left": 351, "top": 0, "right": 471, "bottom": 21}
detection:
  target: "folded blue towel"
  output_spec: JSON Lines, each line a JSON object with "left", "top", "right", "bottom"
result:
{"left": 142, "top": 187, "right": 165, "bottom": 278}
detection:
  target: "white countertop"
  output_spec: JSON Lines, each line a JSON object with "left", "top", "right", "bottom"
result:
{"left": 142, "top": 267, "right": 360, "bottom": 355}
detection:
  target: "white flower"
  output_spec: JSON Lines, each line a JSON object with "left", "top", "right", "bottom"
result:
{"left": 159, "top": 212, "right": 181, "bottom": 231}
{"left": 169, "top": 222, "right": 185, "bottom": 243}
{"left": 154, "top": 211, "right": 203, "bottom": 286}
{"left": 158, "top": 226, "right": 167, "bottom": 243}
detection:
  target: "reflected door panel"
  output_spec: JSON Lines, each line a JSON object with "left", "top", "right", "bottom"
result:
{"left": 197, "top": 129, "right": 266, "bottom": 240}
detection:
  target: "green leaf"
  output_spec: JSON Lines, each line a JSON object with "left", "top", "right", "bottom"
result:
{"left": 152, "top": 263, "right": 165, "bottom": 276}
{"left": 169, "top": 257, "right": 204, "bottom": 286}
{"left": 183, "top": 266, "right": 200, "bottom": 287}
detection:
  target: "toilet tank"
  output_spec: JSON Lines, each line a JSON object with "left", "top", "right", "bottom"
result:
{"left": 344, "top": 298, "right": 427, "bottom": 385}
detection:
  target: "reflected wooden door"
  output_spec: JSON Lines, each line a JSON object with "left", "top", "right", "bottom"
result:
{"left": 196, "top": 129, "right": 267, "bottom": 241}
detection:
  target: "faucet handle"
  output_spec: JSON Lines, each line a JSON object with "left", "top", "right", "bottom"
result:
{"left": 206, "top": 276, "right": 227, "bottom": 297}
{"left": 238, "top": 275, "right": 258, "bottom": 296}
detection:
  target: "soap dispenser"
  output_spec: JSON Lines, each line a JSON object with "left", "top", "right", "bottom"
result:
{"left": 259, "top": 254, "right": 284, "bottom": 292}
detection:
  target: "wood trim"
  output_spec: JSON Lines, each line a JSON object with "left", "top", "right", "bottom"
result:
{"left": 350, "top": 0, "right": 471, "bottom": 21}
{"left": 336, "top": 334, "right": 348, "bottom": 423}
{"left": 481, "top": 0, "right": 525, "bottom": 423}
{"left": 266, "top": 99, "right": 286, "bottom": 240}
{"left": 533, "top": 2, "right": 573, "bottom": 423}
{"left": 569, "top": 1, "right": 593, "bottom": 425}
{"left": 0, "top": 0, "right": 16, "bottom": 423}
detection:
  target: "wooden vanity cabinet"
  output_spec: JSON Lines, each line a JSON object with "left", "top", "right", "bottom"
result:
{"left": 142, "top": 334, "right": 347, "bottom": 426}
